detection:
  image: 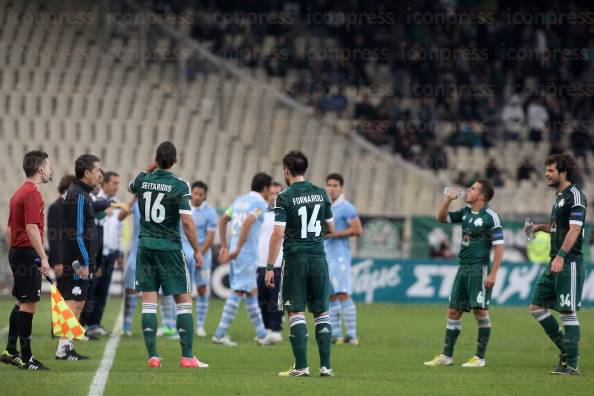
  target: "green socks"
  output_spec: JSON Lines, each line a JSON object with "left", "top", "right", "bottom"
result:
{"left": 560, "top": 314, "right": 580, "bottom": 368}
{"left": 141, "top": 303, "right": 158, "bottom": 358}
{"left": 176, "top": 304, "right": 194, "bottom": 358}
{"left": 476, "top": 315, "right": 491, "bottom": 359}
{"left": 289, "top": 315, "right": 308, "bottom": 369}
{"left": 315, "top": 314, "right": 332, "bottom": 369}
{"left": 531, "top": 309, "right": 566, "bottom": 354}
{"left": 443, "top": 319, "right": 461, "bottom": 357}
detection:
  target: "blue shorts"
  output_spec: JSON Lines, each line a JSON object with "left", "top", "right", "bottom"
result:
{"left": 124, "top": 249, "right": 138, "bottom": 290}
{"left": 229, "top": 259, "right": 257, "bottom": 292}
{"left": 183, "top": 247, "right": 212, "bottom": 288}
{"left": 328, "top": 254, "right": 353, "bottom": 295}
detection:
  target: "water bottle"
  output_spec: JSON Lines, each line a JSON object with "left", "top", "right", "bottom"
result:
{"left": 525, "top": 218, "right": 535, "bottom": 241}
{"left": 443, "top": 186, "right": 466, "bottom": 199}
{"left": 72, "top": 260, "right": 88, "bottom": 279}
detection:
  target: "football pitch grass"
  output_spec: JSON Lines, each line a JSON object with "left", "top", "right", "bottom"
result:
{"left": 0, "top": 296, "right": 592, "bottom": 396}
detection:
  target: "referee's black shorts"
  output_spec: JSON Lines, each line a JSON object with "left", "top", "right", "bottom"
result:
{"left": 9, "top": 247, "right": 42, "bottom": 302}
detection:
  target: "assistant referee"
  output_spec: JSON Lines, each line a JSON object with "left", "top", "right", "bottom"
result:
{"left": 1, "top": 151, "right": 52, "bottom": 370}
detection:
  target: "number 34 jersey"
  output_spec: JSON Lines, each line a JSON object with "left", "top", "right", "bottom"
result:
{"left": 274, "top": 181, "right": 334, "bottom": 258}
{"left": 129, "top": 169, "right": 192, "bottom": 251}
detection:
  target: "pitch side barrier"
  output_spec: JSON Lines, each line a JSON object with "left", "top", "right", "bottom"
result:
{"left": 347, "top": 258, "right": 594, "bottom": 306}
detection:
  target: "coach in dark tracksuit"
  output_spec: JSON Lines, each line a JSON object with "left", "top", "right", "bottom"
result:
{"left": 47, "top": 175, "right": 76, "bottom": 273}
{"left": 55, "top": 154, "right": 102, "bottom": 361}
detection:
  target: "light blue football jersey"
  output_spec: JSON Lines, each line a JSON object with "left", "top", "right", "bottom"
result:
{"left": 226, "top": 191, "right": 267, "bottom": 265}
{"left": 181, "top": 201, "right": 218, "bottom": 269}
{"left": 324, "top": 195, "right": 358, "bottom": 262}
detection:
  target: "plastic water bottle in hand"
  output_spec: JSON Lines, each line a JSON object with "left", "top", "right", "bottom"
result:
{"left": 443, "top": 186, "right": 466, "bottom": 199}
{"left": 525, "top": 218, "right": 535, "bottom": 241}
{"left": 72, "top": 260, "right": 88, "bottom": 279}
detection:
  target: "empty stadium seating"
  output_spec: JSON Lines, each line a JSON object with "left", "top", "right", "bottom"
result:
{"left": 0, "top": 0, "right": 581, "bottom": 231}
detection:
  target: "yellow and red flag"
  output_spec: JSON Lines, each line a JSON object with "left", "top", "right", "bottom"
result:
{"left": 50, "top": 283, "right": 85, "bottom": 340}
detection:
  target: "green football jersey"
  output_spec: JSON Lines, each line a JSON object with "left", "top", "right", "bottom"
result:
{"left": 550, "top": 184, "right": 587, "bottom": 259}
{"left": 274, "top": 181, "right": 333, "bottom": 258}
{"left": 129, "top": 169, "right": 191, "bottom": 251}
{"left": 448, "top": 205, "right": 504, "bottom": 266}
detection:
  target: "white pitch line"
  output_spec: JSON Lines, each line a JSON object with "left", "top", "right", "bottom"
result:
{"left": 88, "top": 303, "right": 124, "bottom": 396}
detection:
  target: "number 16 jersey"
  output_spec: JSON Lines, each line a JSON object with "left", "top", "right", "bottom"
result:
{"left": 129, "top": 169, "right": 191, "bottom": 251}
{"left": 274, "top": 181, "right": 334, "bottom": 258}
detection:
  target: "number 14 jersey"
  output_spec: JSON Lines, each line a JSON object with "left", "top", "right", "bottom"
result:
{"left": 129, "top": 169, "right": 191, "bottom": 251}
{"left": 274, "top": 181, "right": 334, "bottom": 258}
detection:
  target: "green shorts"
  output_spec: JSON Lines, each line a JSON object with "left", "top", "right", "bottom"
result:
{"left": 279, "top": 255, "right": 329, "bottom": 314}
{"left": 136, "top": 248, "right": 191, "bottom": 296}
{"left": 531, "top": 258, "right": 584, "bottom": 312}
{"left": 449, "top": 264, "right": 492, "bottom": 312}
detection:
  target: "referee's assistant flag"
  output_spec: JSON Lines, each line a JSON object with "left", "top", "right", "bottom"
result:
{"left": 50, "top": 284, "right": 85, "bottom": 340}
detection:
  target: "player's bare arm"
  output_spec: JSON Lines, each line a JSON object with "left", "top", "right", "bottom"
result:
{"left": 218, "top": 213, "right": 231, "bottom": 261}
{"left": 551, "top": 223, "right": 582, "bottom": 273}
{"left": 145, "top": 161, "right": 159, "bottom": 173}
{"left": 181, "top": 213, "right": 204, "bottom": 268}
{"left": 485, "top": 244, "right": 504, "bottom": 288}
{"left": 437, "top": 192, "right": 458, "bottom": 223}
{"left": 200, "top": 229, "right": 215, "bottom": 256}
{"left": 25, "top": 223, "right": 50, "bottom": 277}
{"left": 327, "top": 217, "right": 362, "bottom": 239}
{"left": 265, "top": 224, "right": 285, "bottom": 288}
{"left": 526, "top": 223, "right": 552, "bottom": 234}
{"left": 117, "top": 197, "right": 137, "bottom": 221}
{"left": 222, "top": 214, "right": 256, "bottom": 264}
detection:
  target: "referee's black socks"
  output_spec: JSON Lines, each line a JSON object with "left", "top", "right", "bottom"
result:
{"left": 17, "top": 310, "right": 34, "bottom": 361}
{"left": 5, "top": 305, "right": 20, "bottom": 355}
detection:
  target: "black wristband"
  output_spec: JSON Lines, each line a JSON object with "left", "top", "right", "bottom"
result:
{"left": 266, "top": 264, "right": 274, "bottom": 271}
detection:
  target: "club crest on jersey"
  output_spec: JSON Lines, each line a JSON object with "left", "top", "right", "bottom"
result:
{"left": 473, "top": 218, "right": 483, "bottom": 226}
{"left": 558, "top": 198, "right": 564, "bottom": 207}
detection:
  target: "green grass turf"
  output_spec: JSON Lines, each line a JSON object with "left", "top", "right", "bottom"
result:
{"left": 0, "top": 296, "right": 593, "bottom": 395}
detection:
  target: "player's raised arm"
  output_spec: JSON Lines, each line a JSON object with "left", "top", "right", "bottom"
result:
{"left": 437, "top": 189, "right": 459, "bottom": 223}
{"left": 530, "top": 223, "right": 552, "bottom": 234}
{"left": 118, "top": 197, "right": 137, "bottom": 221}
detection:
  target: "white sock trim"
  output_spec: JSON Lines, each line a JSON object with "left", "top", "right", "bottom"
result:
{"left": 477, "top": 315, "right": 491, "bottom": 328}
{"left": 560, "top": 313, "right": 579, "bottom": 326}
{"left": 446, "top": 319, "right": 462, "bottom": 330}
{"left": 315, "top": 314, "right": 331, "bottom": 326}
{"left": 289, "top": 315, "right": 306, "bottom": 327}
{"left": 176, "top": 303, "right": 193, "bottom": 315}
{"left": 530, "top": 309, "right": 551, "bottom": 322}
{"left": 142, "top": 303, "right": 158, "bottom": 314}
